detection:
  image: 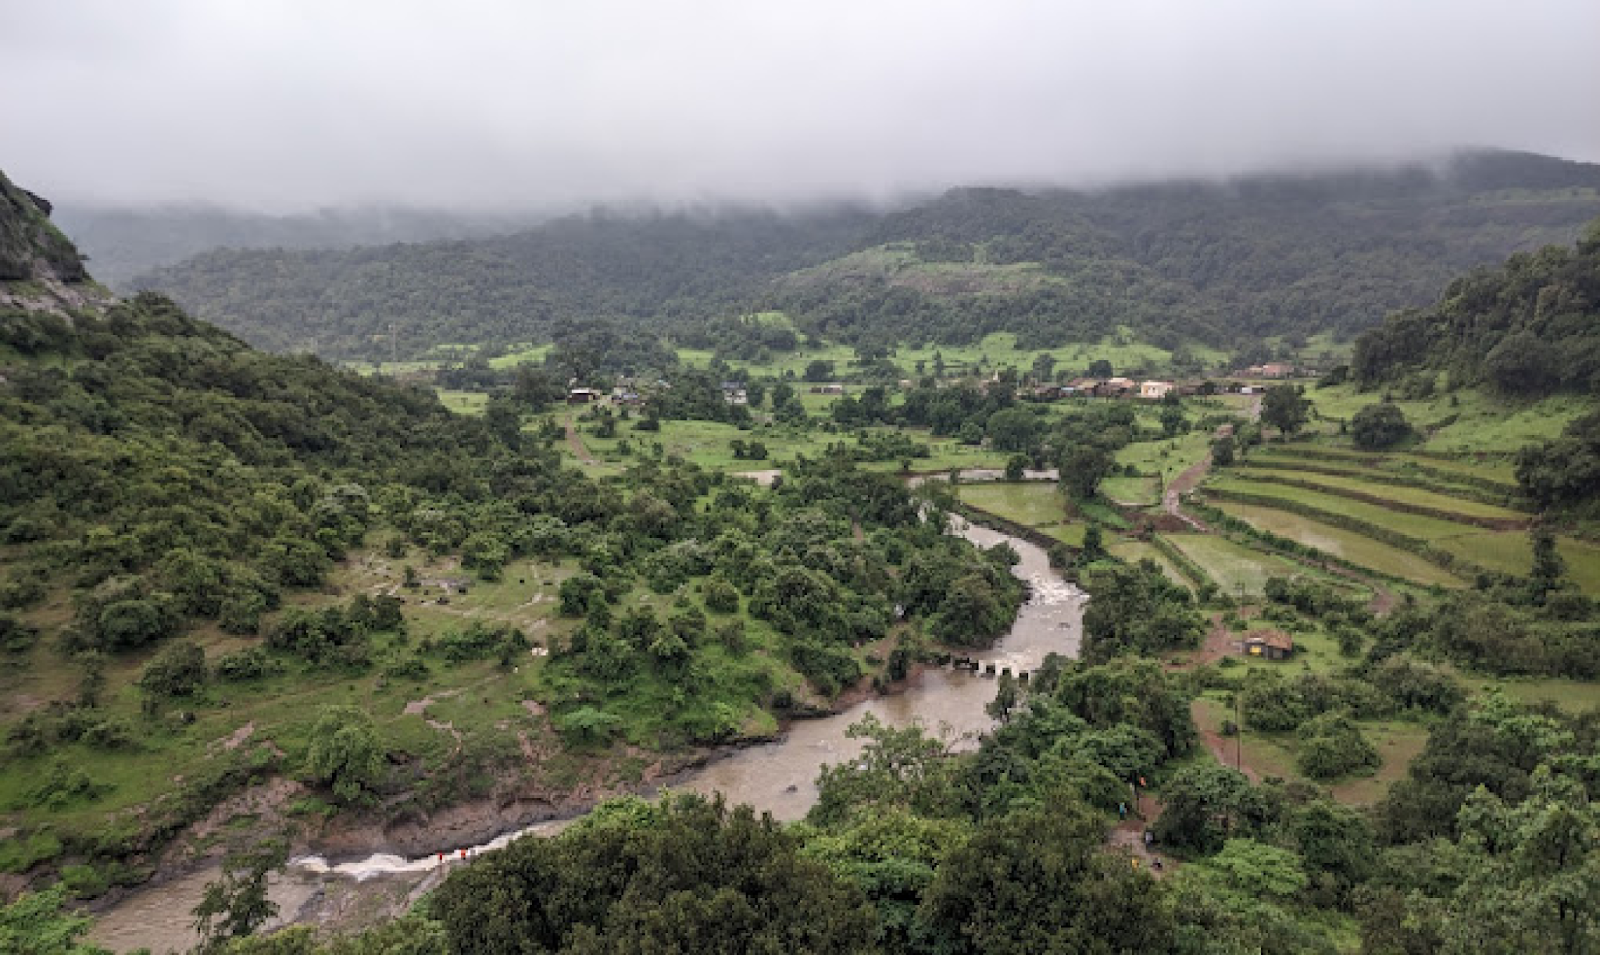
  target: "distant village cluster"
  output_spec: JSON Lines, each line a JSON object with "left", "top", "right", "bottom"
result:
{"left": 563, "top": 360, "right": 1304, "bottom": 408}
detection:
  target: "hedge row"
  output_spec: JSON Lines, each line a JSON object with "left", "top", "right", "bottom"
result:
{"left": 1149, "top": 533, "right": 1217, "bottom": 592}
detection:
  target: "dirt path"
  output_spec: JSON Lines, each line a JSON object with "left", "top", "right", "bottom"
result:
{"left": 1322, "top": 560, "right": 1398, "bottom": 615}
{"left": 1163, "top": 453, "right": 1213, "bottom": 532}
{"left": 565, "top": 414, "right": 597, "bottom": 465}
{"left": 1194, "top": 700, "right": 1261, "bottom": 783}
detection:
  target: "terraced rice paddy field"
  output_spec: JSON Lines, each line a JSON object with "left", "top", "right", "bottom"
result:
{"left": 1204, "top": 502, "right": 1466, "bottom": 587}
{"left": 1200, "top": 443, "right": 1600, "bottom": 594}
{"left": 1234, "top": 464, "right": 1525, "bottom": 521}
{"left": 1161, "top": 533, "right": 1370, "bottom": 600}
{"left": 1251, "top": 446, "right": 1519, "bottom": 490}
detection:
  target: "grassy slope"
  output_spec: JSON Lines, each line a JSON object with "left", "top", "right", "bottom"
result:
{"left": 0, "top": 540, "right": 828, "bottom": 865}
{"left": 1307, "top": 383, "right": 1590, "bottom": 453}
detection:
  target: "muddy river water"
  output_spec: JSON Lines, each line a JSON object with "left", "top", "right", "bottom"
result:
{"left": 89, "top": 493, "right": 1083, "bottom": 953}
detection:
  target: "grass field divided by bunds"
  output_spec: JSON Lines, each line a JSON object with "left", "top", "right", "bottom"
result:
{"left": 954, "top": 481, "right": 1086, "bottom": 545}
{"left": 1163, "top": 533, "right": 1360, "bottom": 600}
{"left": 1241, "top": 449, "right": 1519, "bottom": 499}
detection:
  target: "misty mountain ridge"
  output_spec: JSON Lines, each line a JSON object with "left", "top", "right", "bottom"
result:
{"left": 122, "top": 148, "right": 1600, "bottom": 359}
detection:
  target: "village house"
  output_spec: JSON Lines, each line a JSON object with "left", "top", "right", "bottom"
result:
{"left": 720, "top": 381, "right": 748, "bottom": 405}
{"left": 566, "top": 387, "right": 602, "bottom": 404}
{"left": 1245, "top": 630, "right": 1294, "bottom": 660}
{"left": 1243, "top": 362, "right": 1296, "bottom": 379}
{"left": 1138, "top": 380, "right": 1175, "bottom": 400}
{"left": 1103, "top": 377, "right": 1135, "bottom": 396}
{"left": 811, "top": 383, "right": 846, "bottom": 395}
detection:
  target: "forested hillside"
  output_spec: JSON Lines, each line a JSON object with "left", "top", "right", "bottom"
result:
{"left": 1353, "top": 219, "right": 1600, "bottom": 395}
{"left": 54, "top": 202, "right": 558, "bottom": 287}
{"left": 132, "top": 207, "right": 878, "bottom": 357}
{"left": 130, "top": 149, "right": 1600, "bottom": 360}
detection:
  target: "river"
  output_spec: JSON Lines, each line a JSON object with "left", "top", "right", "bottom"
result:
{"left": 89, "top": 499, "right": 1083, "bottom": 953}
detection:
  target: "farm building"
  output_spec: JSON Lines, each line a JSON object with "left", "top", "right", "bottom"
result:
{"left": 566, "top": 388, "right": 603, "bottom": 404}
{"left": 1245, "top": 630, "right": 1294, "bottom": 660}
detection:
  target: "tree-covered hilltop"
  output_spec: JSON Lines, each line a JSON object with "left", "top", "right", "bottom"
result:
{"left": 1352, "top": 219, "right": 1600, "bottom": 395}
{"left": 127, "top": 149, "right": 1600, "bottom": 360}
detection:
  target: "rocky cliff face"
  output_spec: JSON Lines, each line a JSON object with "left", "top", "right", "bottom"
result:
{"left": 1, "top": 169, "right": 111, "bottom": 315}
{"left": 1, "top": 170, "right": 87, "bottom": 282}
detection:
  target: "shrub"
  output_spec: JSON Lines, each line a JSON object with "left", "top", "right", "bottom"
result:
{"left": 139, "top": 642, "right": 206, "bottom": 697}
{"left": 1351, "top": 403, "right": 1412, "bottom": 450}
{"left": 702, "top": 575, "right": 740, "bottom": 613}
{"left": 1296, "top": 712, "right": 1379, "bottom": 779}
{"left": 214, "top": 646, "right": 285, "bottom": 682}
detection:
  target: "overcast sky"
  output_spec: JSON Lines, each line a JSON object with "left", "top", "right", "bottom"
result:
{"left": 4, "top": 0, "right": 1598, "bottom": 210}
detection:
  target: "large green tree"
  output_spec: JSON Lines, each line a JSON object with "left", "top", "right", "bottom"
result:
{"left": 304, "top": 706, "right": 387, "bottom": 805}
{"left": 1260, "top": 384, "right": 1311, "bottom": 438}
{"left": 916, "top": 799, "right": 1173, "bottom": 953}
